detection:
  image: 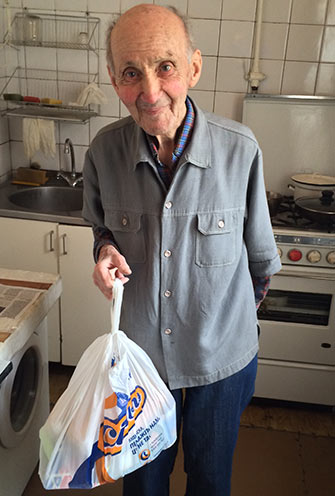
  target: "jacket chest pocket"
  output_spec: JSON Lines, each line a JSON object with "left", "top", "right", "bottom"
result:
{"left": 104, "top": 210, "right": 146, "bottom": 264}
{"left": 195, "top": 212, "right": 236, "bottom": 267}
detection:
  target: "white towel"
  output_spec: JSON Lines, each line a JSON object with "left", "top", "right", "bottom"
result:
{"left": 75, "top": 83, "right": 107, "bottom": 106}
{"left": 23, "top": 118, "right": 56, "bottom": 160}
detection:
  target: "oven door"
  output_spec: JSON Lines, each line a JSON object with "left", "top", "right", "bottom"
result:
{"left": 257, "top": 267, "right": 335, "bottom": 366}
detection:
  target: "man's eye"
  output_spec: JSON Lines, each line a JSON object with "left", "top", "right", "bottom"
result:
{"left": 160, "top": 64, "right": 173, "bottom": 74}
{"left": 123, "top": 70, "right": 139, "bottom": 81}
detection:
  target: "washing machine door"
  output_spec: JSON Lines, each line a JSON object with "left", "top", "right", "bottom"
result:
{"left": 0, "top": 332, "right": 42, "bottom": 448}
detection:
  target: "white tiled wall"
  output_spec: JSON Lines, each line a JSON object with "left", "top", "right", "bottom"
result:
{"left": 0, "top": 0, "right": 334, "bottom": 180}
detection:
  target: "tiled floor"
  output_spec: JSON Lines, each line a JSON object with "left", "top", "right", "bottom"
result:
{"left": 22, "top": 363, "right": 335, "bottom": 496}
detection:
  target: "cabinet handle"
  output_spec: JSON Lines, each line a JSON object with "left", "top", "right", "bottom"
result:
{"left": 61, "top": 233, "right": 68, "bottom": 255}
{"left": 49, "top": 230, "right": 55, "bottom": 252}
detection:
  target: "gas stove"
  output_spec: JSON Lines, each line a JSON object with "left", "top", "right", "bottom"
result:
{"left": 270, "top": 197, "right": 335, "bottom": 269}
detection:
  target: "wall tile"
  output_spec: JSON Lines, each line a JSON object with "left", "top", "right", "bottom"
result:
{"left": 321, "top": 26, "right": 335, "bottom": 62}
{"left": 59, "top": 121, "right": 89, "bottom": 146}
{"left": 0, "top": 142, "right": 10, "bottom": 178}
{"left": 286, "top": 25, "right": 323, "bottom": 61}
{"left": 155, "top": 0, "right": 187, "bottom": 15}
{"left": 219, "top": 21, "right": 254, "bottom": 58}
{"left": 188, "top": 89, "right": 214, "bottom": 112}
{"left": 0, "top": 116, "right": 9, "bottom": 145}
{"left": 196, "top": 56, "right": 217, "bottom": 90}
{"left": 190, "top": 19, "right": 220, "bottom": 55}
{"left": 188, "top": 0, "right": 222, "bottom": 19}
{"left": 259, "top": 23, "right": 289, "bottom": 60}
{"left": 262, "top": 0, "right": 292, "bottom": 23}
{"left": 89, "top": 115, "right": 118, "bottom": 141}
{"left": 316, "top": 63, "right": 335, "bottom": 95}
{"left": 281, "top": 61, "right": 318, "bottom": 94}
{"left": 327, "top": 0, "right": 335, "bottom": 24}
{"left": 222, "top": 0, "right": 257, "bottom": 21}
{"left": 22, "top": 0, "right": 55, "bottom": 10}
{"left": 55, "top": 0, "right": 87, "bottom": 12}
{"left": 256, "top": 59, "right": 284, "bottom": 94}
{"left": 25, "top": 47, "right": 57, "bottom": 71}
{"left": 88, "top": 0, "right": 120, "bottom": 13}
{"left": 216, "top": 57, "right": 249, "bottom": 92}
{"left": 98, "top": 83, "right": 120, "bottom": 116}
{"left": 9, "top": 117, "right": 23, "bottom": 141}
{"left": 120, "top": 0, "right": 152, "bottom": 13}
{"left": 214, "top": 91, "right": 245, "bottom": 122}
{"left": 291, "top": 0, "right": 327, "bottom": 24}
{"left": 57, "top": 48, "right": 88, "bottom": 73}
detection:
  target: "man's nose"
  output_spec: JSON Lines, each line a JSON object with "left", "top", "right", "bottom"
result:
{"left": 140, "top": 74, "right": 161, "bottom": 104}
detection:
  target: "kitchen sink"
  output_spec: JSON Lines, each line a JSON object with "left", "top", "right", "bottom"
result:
{"left": 9, "top": 186, "right": 83, "bottom": 213}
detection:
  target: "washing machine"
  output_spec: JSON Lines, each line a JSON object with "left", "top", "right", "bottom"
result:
{"left": 0, "top": 317, "right": 49, "bottom": 496}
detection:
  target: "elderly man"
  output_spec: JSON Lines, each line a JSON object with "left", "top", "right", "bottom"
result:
{"left": 83, "top": 4, "right": 281, "bottom": 495}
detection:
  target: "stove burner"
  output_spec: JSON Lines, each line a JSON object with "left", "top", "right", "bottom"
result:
{"left": 270, "top": 196, "right": 335, "bottom": 233}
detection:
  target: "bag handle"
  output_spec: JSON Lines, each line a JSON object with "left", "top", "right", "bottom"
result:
{"left": 110, "top": 278, "right": 124, "bottom": 334}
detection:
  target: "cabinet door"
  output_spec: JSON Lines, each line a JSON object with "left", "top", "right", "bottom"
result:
{"left": 58, "top": 224, "right": 110, "bottom": 365}
{"left": 0, "top": 217, "right": 60, "bottom": 361}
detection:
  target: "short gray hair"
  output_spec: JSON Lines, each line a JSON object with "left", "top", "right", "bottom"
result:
{"left": 105, "top": 6, "right": 195, "bottom": 74}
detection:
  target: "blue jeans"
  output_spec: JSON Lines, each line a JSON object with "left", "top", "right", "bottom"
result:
{"left": 123, "top": 354, "right": 257, "bottom": 496}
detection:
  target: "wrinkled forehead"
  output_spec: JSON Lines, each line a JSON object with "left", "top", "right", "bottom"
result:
{"left": 111, "top": 10, "right": 188, "bottom": 58}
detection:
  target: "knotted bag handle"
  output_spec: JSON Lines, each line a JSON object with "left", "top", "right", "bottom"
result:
{"left": 110, "top": 278, "right": 124, "bottom": 334}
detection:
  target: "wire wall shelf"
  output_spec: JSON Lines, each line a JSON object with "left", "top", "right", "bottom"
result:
{"left": 7, "top": 12, "right": 100, "bottom": 52}
{"left": 1, "top": 67, "right": 99, "bottom": 123}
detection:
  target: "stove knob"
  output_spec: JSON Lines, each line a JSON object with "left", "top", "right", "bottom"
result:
{"left": 326, "top": 251, "right": 335, "bottom": 265}
{"left": 288, "top": 249, "right": 302, "bottom": 262}
{"left": 277, "top": 247, "right": 282, "bottom": 258}
{"left": 307, "top": 250, "right": 321, "bottom": 264}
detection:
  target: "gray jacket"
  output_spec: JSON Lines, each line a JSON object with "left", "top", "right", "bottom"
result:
{"left": 83, "top": 101, "right": 281, "bottom": 389}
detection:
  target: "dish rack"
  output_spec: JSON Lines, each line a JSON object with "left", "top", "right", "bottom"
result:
{"left": 7, "top": 12, "right": 100, "bottom": 52}
{"left": 1, "top": 67, "right": 99, "bottom": 123}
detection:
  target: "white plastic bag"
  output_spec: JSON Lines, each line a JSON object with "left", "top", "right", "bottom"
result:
{"left": 39, "top": 279, "right": 176, "bottom": 489}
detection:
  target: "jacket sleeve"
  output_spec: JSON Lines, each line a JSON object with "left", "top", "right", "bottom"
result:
{"left": 244, "top": 147, "right": 282, "bottom": 278}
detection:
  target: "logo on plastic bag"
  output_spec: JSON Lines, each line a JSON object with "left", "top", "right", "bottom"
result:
{"left": 69, "top": 385, "right": 147, "bottom": 487}
{"left": 99, "top": 385, "right": 147, "bottom": 455}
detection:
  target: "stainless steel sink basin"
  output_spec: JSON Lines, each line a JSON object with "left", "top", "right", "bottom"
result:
{"left": 9, "top": 186, "right": 83, "bottom": 212}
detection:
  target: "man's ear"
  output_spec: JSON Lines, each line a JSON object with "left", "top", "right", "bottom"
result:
{"left": 188, "top": 49, "right": 202, "bottom": 89}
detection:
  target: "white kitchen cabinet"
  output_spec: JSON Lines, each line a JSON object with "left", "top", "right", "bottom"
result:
{"left": 57, "top": 224, "right": 110, "bottom": 365}
{"left": 0, "top": 217, "right": 110, "bottom": 364}
{"left": 0, "top": 217, "right": 60, "bottom": 361}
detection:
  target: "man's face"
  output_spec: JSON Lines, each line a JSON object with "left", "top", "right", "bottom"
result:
{"left": 108, "top": 7, "right": 202, "bottom": 142}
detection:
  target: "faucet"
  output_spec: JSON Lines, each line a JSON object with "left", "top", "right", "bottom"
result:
{"left": 57, "top": 138, "right": 83, "bottom": 187}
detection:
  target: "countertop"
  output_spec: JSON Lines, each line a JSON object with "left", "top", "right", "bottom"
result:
{"left": 0, "top": 173, "right": 89, "bottom": 226}
{"left": 0, "top": 268, "right": 62, "bottom": 378}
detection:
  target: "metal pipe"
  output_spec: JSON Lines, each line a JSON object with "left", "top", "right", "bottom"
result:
{"left": 246, "top": 0, "right": 266, "bottom": 91}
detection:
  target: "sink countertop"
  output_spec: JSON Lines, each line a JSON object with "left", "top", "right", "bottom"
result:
{"left": 0, "top": 267, "right": 62, "bottom": 376}
{"left": 0, "top": 175, "right": 89, "bottom": 226}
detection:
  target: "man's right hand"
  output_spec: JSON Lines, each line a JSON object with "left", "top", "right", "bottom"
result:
{"left": 93, "top": 245, "right": 132, "bottom": 300}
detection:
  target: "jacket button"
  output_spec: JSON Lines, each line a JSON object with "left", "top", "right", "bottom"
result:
{"left": 122, "top": 217, "right": 128, "bottom": 226}
{"left": 218, "top": 220, "right": 225, "bottom": 228}
{"left": 164, "top": 290, "right": 172, "bottom": 297}
{"left": 165, "top": 201, "right": 173, "bottom": 209}
{"left": 164, "top": 328, "right": 172, "bottom": 335}
{"left": 164, "top": 249, "right": 172, "bottom": 258}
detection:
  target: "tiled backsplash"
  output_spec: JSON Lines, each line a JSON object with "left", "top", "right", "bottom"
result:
{"left": 0, "top": 0, "right": 334, "bottom": 180}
